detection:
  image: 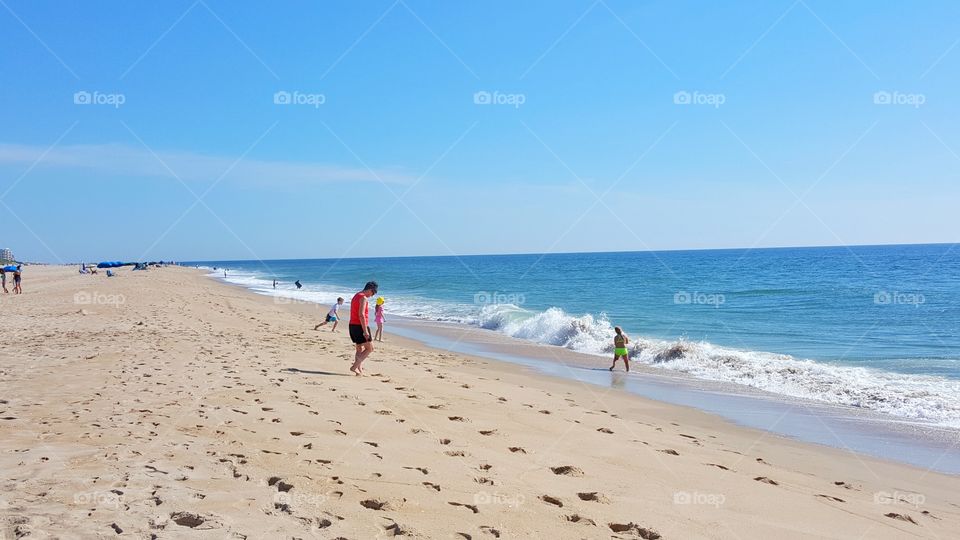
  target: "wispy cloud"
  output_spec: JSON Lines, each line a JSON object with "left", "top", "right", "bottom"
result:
{"left": 0, "top": 142, "right": 412, "bottom": 186}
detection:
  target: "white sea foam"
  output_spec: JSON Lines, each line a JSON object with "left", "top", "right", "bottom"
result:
{"left": 212, "top": 269, "right": 960, "bottom": 427}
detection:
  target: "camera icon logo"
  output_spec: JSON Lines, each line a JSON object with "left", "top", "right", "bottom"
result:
{"left": 873, "top": 91, "right": 891, "bottom": 105}
{"left": 673, "top": 91, "right": 691, "bottom": 105}
{"left": 673, "top": 291, "right": 692, "bottom": 304}
{"left": 274, "top": 91, "right": 292, "bottom": 105}
{"left": 74, "top": 91, "right": 92, "bottom": 105}
{"left": 473, "top": 91, "right": 492, "bottom": 105}
{"left": 74, "top": 291, "right": 92, "bottom": 304}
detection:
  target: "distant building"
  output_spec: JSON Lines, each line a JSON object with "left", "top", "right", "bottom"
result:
{"left": 0, "top": 248, "right": 13, "bottom": 262}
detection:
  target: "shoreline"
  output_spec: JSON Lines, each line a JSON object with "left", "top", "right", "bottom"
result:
{"left": 2, "top": 265, "right": 958, "bottom": 538}
{"left": 207, "top": 268, "right": 960, "bottom": 475}
{"left": 200, "top": 258, "right": 960, "bottom": 433}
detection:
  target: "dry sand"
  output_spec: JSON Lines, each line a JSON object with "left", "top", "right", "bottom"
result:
{"left": 1, "top": 265, "right": 957, "bottom": 539}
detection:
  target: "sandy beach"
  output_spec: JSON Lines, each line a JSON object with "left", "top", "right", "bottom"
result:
{"left": 1, "top": 265, "right": 957, "bottom": 539}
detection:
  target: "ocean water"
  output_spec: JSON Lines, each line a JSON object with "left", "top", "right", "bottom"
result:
{"left": 189, "top": 244, "right": 960, "bottom": 427}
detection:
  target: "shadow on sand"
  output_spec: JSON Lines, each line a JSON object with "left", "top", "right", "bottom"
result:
{"left": 282, "top": 367, "right": 349, "bottom": 376}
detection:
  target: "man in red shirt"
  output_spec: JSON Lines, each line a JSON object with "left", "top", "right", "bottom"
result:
{"left": 348, "top": 281, "right": 379, "bottom": 375}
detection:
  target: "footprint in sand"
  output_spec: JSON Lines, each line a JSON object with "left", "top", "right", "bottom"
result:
{"left": 422, "top": 481, "right": 441, "bottom": 491}
{"left": 577, "top": 492, "right": 610, "bottom": 503}
{"left": 478, "top": 429, "right": 497, "bottom": 436}
{"left": 479, "top": 525, "right": 501, "bottom": 537}
{"left": 608, "top": 522, "right": 661, "bottom": 539}
{"left": 754, "top": 476, "right": 778, "bottom": 485}
{"left": 439, "top": 438, "right": 452, "bottom": 445}
{"left": 508, "top": 447, "right": 527, "bottom": 454}
{"left": 705, "top": 463, "right": 732, "bottom": 471}
{"left": 404, "top": 466, "right": 429, "bottom": 475}
{"left": 445, "top": 450, "right": 467, "bottom": 457}
{"left": 448, "top": 416, "right": 469, "bottom": 422}
{"left": 448, "top": 501, "right": 479, "bottom": 514}
{"left": 658, "top": 449, "right": 679, "bottom": 456}
{"left": 815, "top": 494, "right": 845, "bottom": 503}
{"left": 383, "top": 521, "right": 416, "bottom": 536}
{"left": 884, "top": 513, "right": 918, "bottom": 525}
{"left": 360, "top": 499, "right": 393, "bottom": 511}
{"left": 267, "top": 477, "right": 293, "bottom": 492}
{"left": 539, "top": 495, "right": 563, "bottom": 507}
{"left": 565, "top": 514, "right": 597, "bottom": 526}
{"left": 474, "top": 477, "right": 495, "bottom": 485}
{"left": 550, "top": 466, "right": 584, "bottom": 477}
{"left": 597, "top": 428, "right": 614, "bottom": 434}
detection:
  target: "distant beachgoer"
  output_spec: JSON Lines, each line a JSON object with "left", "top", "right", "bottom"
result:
{"left": 374, "top": 297, "right": 386, "bottom": 342}
{"left": 609, "top": 326, "right": 629, "bottom": 372}
{"left": 224, "top": 270, "right": 227, "bottom": 278}
{"left": 348, "top": 281, "right": 378, "bottom": 376}
{"left": 273, "top": 280, "right": 277, "bottom": 289}
{"left": 1, "top": 269, "right": 7, "bottom": 293}
{"left": 315, "top": 297, "right": 344, "bottom": 332}
{"left": 295, "top": 280, "right": 302, "bottom": 289}
{"left": 13, "top": 265, "right": 22, "bottom": 294}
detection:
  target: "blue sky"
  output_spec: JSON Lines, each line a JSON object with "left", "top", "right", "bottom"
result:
{"left": 1, "top": 0, "right": 959, "bottom": 262}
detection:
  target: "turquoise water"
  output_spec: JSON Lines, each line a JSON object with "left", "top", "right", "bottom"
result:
{"left": 190, "top": 243, "right": 960, "bottom": 426}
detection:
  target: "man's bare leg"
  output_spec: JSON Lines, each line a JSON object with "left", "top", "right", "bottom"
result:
{"left": 351, "top": 344, "right": 365, "bottom": 375}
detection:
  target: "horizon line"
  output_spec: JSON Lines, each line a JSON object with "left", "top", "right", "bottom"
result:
{"left": 176, "top": 240, "right": 958, "bottom": 265}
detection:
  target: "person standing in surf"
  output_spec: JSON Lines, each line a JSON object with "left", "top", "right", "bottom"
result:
{"left": 610, "top": 326, "right": 630, "bottom": 372}
{"left": 348, "top": 281, "right": 378, "bottom": 375}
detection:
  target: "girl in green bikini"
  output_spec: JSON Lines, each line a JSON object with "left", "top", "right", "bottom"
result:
{"left": 610, "top": 326, "right": 630, "bottom": 372}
